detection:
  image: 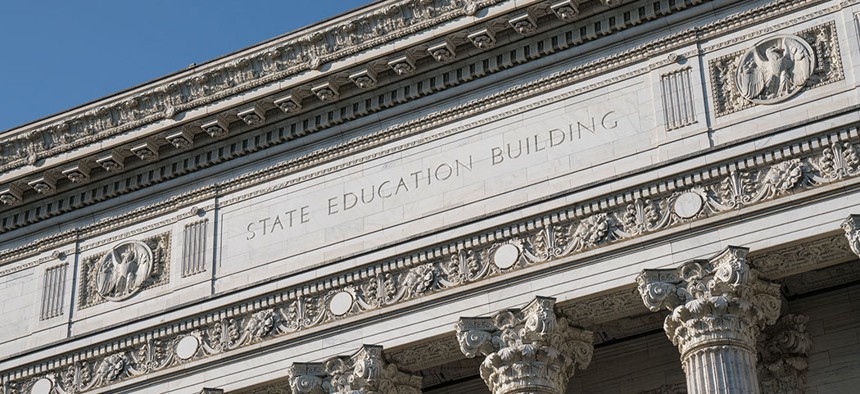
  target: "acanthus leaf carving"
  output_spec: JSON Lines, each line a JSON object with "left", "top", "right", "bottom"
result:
{"left": 289, "top": 345, "right": 421, "bottom": 394}
{"left": 455, "top": 297, "right": 593, "bottom": 394}
{"left": 637, "top": 246, "right": 782, "bottom": 393}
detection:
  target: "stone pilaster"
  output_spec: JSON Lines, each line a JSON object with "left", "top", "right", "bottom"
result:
{"left": 636, "top": 246, "right": 782, "bottom": 394}
{"left": 843, "top": 214, "right": 860, "bottom": 257}
{"left": 455, "top": 296, "right": 593, "bottom": 394}
{"left": 757, "top": 314, "right": 812, "bottom": 394}
{"left": 287, "top": 345, "right": 422, "bottom": 394}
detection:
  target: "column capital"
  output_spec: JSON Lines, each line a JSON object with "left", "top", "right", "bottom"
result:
{"left": 287, "top": 345, "right": 422, "bottom": 394}
{"left": 455, "top": 296, "right": 593, "bottom": 394}
{"left": 637, "top": 246, "right": 782, "bottom": 357}
{"left": 757, "top": 314, "right": 812, "bottom": 394}
{"left": 842, "top": 214, "right": 860, "bottom": 257}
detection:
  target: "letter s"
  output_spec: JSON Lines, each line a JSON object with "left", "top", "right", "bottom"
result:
{"left": 246, "top": 222, "right": 256, "bottom": 240}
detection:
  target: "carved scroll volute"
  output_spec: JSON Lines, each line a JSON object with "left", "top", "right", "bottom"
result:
{"left": 757, "top": 314, "right": 812, "bottom": 394}
{"left": 843, "top": 214, "right": 860, "bottom": 257}
{"left": 455, "top": 317, "right": 497, "bottom": 358}
{"left": 288, "top": 362, "right": 328, "bottom": 394}
{"left": 321, "top": 345, "right": 422, "bottom": 394}
{"left": 455, "top": 297, "right": 593, "bottom": 394}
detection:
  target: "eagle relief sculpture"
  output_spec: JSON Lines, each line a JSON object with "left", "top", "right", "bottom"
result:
{"left": 95, "top": 240, "right": 153, "bottom": 301}
{"left": 736, "top": 35, "right": 815, "bottom": 104}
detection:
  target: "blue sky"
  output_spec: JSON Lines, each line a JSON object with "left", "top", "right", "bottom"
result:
{"left": 0, "top": 0, "right": 370, "bottom": 132}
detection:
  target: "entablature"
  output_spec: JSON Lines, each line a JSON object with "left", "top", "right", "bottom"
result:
{"left": 0, "top": 0, "right": 651, "bottom": 218}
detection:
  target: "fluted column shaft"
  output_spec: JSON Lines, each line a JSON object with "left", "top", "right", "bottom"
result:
{"left": 685, "top": 345, "right": 759, "bottom": 394}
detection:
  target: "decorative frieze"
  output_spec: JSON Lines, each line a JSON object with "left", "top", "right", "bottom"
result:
{"left": 386, "top": 336, "right": 463, "bottom": 373}
{"left": 757, "top": 314, "right": 811, "bottom": 394}
{"left": 287, "top": 345, "right": 422, "bottom": 394}
{"left": 637, "top": 246, "right": 782, "bottom": 394}
{"left": 749, "top": 234, "right": 856, "bottom": 280}
{"left": 456, "top": 297, "right": 593, "bottom": 394}
{"left": 78, "top": 233, "right": 170, "bottom": 309}
{"left": 711, "top": 22, "right": 843, "bottom": 117}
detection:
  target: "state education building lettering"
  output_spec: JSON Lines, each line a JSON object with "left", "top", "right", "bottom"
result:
{"left": 1, "top": 1, "right": 859, "bottom": 394}
{"left": 245, "top": 110, "right": 618, "bottom": 243}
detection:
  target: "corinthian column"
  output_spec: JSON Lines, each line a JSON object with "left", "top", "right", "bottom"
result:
{"left": 843, "top": 214, "right": 860, "bottom": 257}
{"left": 455, "top": 296, "right": 593, "bottom": 394}
{"left": 636, "top": 246, "right": 782, "bottom": 394}
{"left": 287, "top": 345, "right": 422, "bottom": 394}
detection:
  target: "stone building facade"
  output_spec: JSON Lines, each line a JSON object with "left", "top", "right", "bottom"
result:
{"left": 1, "top": 0, "right": 859, "bottom": 393}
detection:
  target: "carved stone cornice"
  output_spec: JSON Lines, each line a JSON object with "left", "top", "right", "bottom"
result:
{"left": 842, "top": 214, "right": 860, "bottom": 257}
{"left": 637, "top": 246, "right": 781, "bottom": 357}
{"left": 456, "top": 297, "right": 593, "bottom": 394}
{"left": 757, "top": 314, "right": 811, "bottom": 394}
{"left": 0, "top": 0, "right": 843, "bottom": 235}
{"left": 0, "top": 0, "right": 512, "bottom": 170}
{"left": 288, "top": 345, "right": 422, "bottom": 394}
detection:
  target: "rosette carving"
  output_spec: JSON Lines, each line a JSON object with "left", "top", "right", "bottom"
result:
{"left": 455, "top": 297, "right": 593, "bottom": 394}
